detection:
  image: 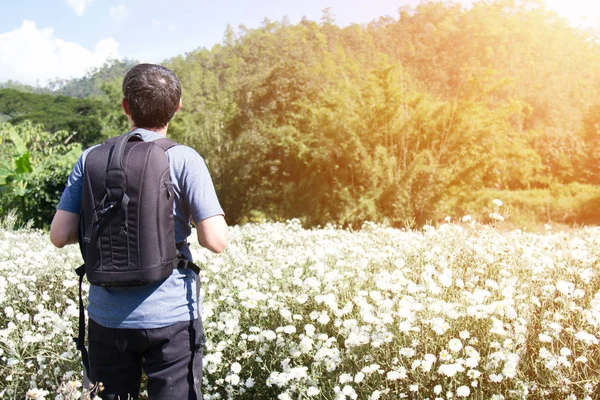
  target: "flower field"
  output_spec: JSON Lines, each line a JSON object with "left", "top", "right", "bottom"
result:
{"left": 1, "top": 220, "right": 600, "bottom": 399}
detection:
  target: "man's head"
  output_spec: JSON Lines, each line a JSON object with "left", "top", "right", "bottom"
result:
{"left": 122, "top": 63, "right": 182, "bottom": 129}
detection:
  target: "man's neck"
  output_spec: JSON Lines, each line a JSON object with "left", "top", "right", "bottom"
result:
{"left": 130, "top": 124, "right": 168, "bottom": 136}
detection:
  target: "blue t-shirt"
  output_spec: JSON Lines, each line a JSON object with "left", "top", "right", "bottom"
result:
{"left": 57, "top": 128, "right": 224, "bottom": 329}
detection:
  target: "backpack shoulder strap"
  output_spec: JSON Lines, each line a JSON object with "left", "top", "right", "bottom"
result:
{"left": 153, "top": 138, "right": 179, "bottom": 152}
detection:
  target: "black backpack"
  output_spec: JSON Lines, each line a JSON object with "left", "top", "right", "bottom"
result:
{"left": 79, "top": 133, "right": 183, "bottom": 286}
{"left": 73, "top": 133, "right": 199, "bottom": 376}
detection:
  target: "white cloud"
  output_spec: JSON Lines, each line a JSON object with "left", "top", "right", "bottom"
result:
{"left": 64, "top": 0, "right": 95, "bottom": 17}
{"left": 0, "top": 20, "right": 121, "bottom": 87}
{"left": 109, "top": 4, "right": 130, "bottom": 24}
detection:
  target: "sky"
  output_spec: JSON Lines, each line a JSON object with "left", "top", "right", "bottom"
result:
{"left": 0, "top": 0, "right": 599, "bottom": 87}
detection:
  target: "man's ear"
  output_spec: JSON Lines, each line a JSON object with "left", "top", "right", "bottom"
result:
{"left": 122, "top": 98, "right": 131, "bottom": 116}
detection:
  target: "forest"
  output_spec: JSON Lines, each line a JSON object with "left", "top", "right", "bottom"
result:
{"left": 1, "top": 0, "right": 600, "bottom": 229}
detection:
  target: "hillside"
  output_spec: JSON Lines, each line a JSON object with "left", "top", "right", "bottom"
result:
{"left": 2, "top": 0, "right": 600, "bottom": 229}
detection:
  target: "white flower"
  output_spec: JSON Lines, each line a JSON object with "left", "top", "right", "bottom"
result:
{"left": 437, "top": 363, "right": 464, "bottom": 377}
{"left": 448, "top": 338, "right": 463, "bottom": 353}
{"left": 325, "top": 359, "right": 338, "bottom": 372}
{"left": 556, "top": 280, "right": 575, "bottom": 297}
{"left": 434, "top": 385, "right": 443, "bottom": 394}
{"left": 545, "top": 358, "right": 558, "bottom": 370}
{"left": 370, "top": 391, "right": 382, "bottom": 400}
{"left": 282, "top": 325, "right": 296, "bottom": 334}
{"left": 461, "top": 215, "right": 472, "bottom": 223}
{"left": 25, "top": 389, "right": 49, "bottom": 400}
{"left": 296, "top": 294, "right": 309, "bottom": 304}
{"left": 317, "top": 313, "right": 330, "bottom": 325}
{"left": 342, "top": 385, "right": 358, "bottom": 399}
{"left": 465, "top": 357, "right": 479, "bottom": 368}
{"left": 280, "top": 308, "right": 292, "bottom": 320}
{"left": 421, "top": 354, "right": 437, "bottom": 372}
{"left": 467, "top": 369, "right": 481, "bottom": 379}
{"left": 400, "top": 347, "right": 416, "bottom": 357}
{"left": 304, "top": 324, "right": 316, "bottom": 336}
{"left": 225, "top": 373, "right": 240, "bottom": 385}
{"left": 6, "top": 358, "right": 19, "bottom": 367}
{"left": 262, "top": 330, "right": 277, "bottom": 341}
{"left": 560, "top": 347, "right": 572, "bottom": 357}
{"left": 575, "top": 330, "right": 599, "bottom": 345}
{"left": 502, "top": 356, "right": 519, "bottom": 378}
{"left": 489, "top": 212, "right": 504, "bottom": 222}
{"left": 431, "top": 317, "right": 450, "bottom": 335}
{"left": 386, "top": 368, "right": 407, "bottom": 380}
{"left": 538, "top": 333, "right": 553, "bottom": 343}
{"left": 354, "top": 372, "right": 365, "bottom": 383}
{"left": 490, "top": 320, "right": 507, "bottom": 336}
{"left": 307, "top": 387, "right": 320, "bottom": 396}
{"left": 231, "top": 362, "right": 242, "bottom": 374}
{"left": 493, "top": 199, "right": 503, "bottom": 207}
{"left": 456, "top": 386, "right": 470, "bottom": 397}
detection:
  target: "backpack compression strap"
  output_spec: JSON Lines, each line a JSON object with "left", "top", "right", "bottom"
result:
{"left": 83, "top": 134, "right": 144, "bottom": 244}
{"left": 105, "top": 134, "right": 144, "bottom": 235}
{"left": 74, "top": 264, "right": 91, "bottom": 379}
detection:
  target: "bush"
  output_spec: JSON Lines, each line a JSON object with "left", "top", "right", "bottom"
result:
{"left": 441, "top": 184, "right": 600, "bottom": 229}
{"left": 0, "top": 121, "right": 81, "bottom": 229}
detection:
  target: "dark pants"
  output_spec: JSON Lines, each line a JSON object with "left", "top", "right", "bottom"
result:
{"left": 88, "top": 318, "right": 204, "bottom": 400}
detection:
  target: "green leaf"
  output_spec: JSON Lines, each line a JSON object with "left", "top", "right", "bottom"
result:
{"left": 14, "top": 184, "right": 28, "bottom": 197}
{"left": 8, "top": 126, "right": 28, "bottom": 155}
{"left": 13, "top": 152, "right": 32, "bottom": 175}
{"left": 0, "top": 172, "right": 10, "bottom": 185}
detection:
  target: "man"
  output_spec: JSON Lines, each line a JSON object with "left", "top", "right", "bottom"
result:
{"left": 50, "top": 63, "right": 228, "bottom": 399}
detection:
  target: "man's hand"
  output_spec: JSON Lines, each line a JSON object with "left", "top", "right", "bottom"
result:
{"left": 50, "top": 210, "right": 79, "bottom": 248}
{"left": 195, "top": 215, "right": 228, "bottom": 253}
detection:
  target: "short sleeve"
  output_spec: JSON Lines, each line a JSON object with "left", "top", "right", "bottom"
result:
{"left": 56, "top": 154, "right": 85, "bottom": 214}
{"left": 178, "top": 148, "right": 224, "bottom": 223}
{"left": 56, "top": 145, "right": 98, "bottom": 214}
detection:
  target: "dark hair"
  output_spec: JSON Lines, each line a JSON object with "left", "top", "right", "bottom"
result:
{"left": 122, "top": 63, "right": 181, "bottom": 129}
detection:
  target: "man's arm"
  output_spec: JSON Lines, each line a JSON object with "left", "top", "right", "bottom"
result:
{"left": 195, "top": 215, "right": 228, "bottom": 253}
{"left": 50, "top": 210, "right": 79, "bottom": 248}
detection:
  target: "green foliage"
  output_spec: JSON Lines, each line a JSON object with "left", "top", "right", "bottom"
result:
{"left": 6, "top": 1, "right": 600, "bottom": 228}
{"left": 0, "top": 89, "right": 115, "bottom": 147}
{"left": 0, "top": 59, "right": 135, "bottom": 148}
{"left": 443, "top": 183, "right": 600, "bottom": 229}
{"left": 159, "top": 1, "right": 600, "bottom": 228}
{"left": 0, "top": 122, "right": 81, "bottom": 228}
{"left": 0, "top": 80, "right": 53, "bottom": 95}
